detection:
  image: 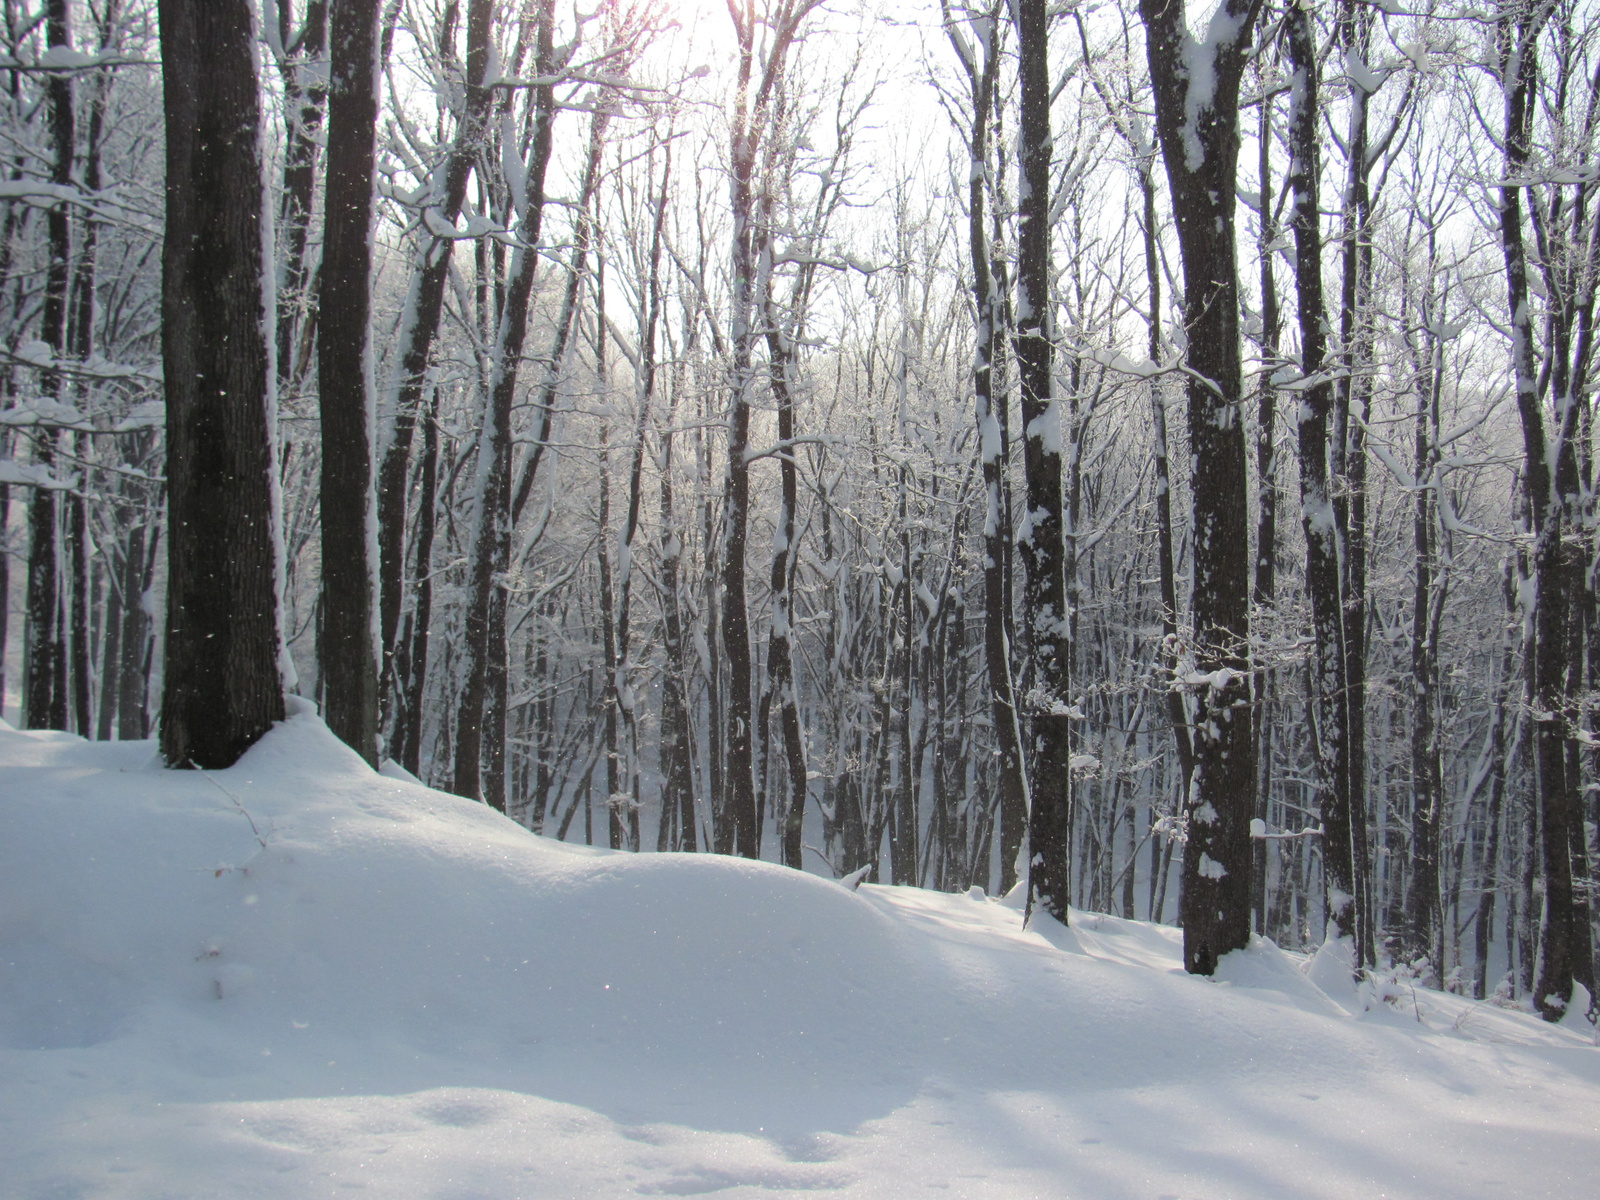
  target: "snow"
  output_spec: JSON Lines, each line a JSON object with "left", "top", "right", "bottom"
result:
{"left": 1177, "top": 3, "right": 1253, "bottom": 172}
{"left": 3, "top": 710, "right": 1599, "bottom": 1198}
{"left": 0, "top": 457, "right": 71, "bottom": 490}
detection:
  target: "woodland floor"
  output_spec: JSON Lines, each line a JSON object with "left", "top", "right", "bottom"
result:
{"left": 2, "top": 707, "right": 1597, "bottom": 1199}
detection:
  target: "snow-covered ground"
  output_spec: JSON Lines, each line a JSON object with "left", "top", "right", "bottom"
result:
{"left": 2, "top": 706, "right": 1597, "bottom": 1199}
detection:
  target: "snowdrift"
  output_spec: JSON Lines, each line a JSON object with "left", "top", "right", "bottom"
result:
{"left": 2, "top": 708, "right": 1597, "bottom": 1198}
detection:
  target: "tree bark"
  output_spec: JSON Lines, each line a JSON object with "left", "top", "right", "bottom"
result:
{"left": 24, "top": 0, "right": 75, "bottom": 732}
{"left": 1404, "top": 248, "right": 1445, "bottom": 980}
{"left": 1015, "top": 0, "right": 1070, "bottom": 925}
{"left": 720, "top": 1, "right": 821, "bottom": 858}
{"left": 1141, "top": 0, "right": 1263, "bottom": 974}
{"left": 1284, "top": 0, "right": 1357, "bottom": 954}
{"left": 273, "top": 1, "right": 327, "bottom": 402}
{"left": 453, "top": 0, "right": 557, "bottom": 806}
{"left": 949, "top": 0, "right": 1028, "bottom": 900}
{"left": 395, "top": 388, "right": 440, "bottom": 777}
{"left": 318, "top": 0, "right": 382, "bottom": 764}
{"left": 158, "top": 0, "right": 285, "bottom": 768}
{"left": 377, "top": 0, "right": 493, "bottom": 725}
{"left": 1495, "top": 0, "right": 1583, "bottom": 1022}
{"left": 1333, "top": 0, "right": 1378, "bottom": 970}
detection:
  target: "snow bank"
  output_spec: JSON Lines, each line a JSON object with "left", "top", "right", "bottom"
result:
{"left": 2, "top": 711, "right": 1597, "bottom": 1198}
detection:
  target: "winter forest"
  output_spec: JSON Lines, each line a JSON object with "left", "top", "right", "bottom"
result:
{"left": 3, "top": 0, "right": 1599, "bottom": 1026}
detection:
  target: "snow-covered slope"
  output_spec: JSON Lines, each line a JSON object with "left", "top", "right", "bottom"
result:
{"left": 2, "top": 708, "right": 1596, "bottom": 1199}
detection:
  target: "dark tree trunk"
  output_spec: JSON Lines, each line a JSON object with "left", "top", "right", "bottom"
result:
{"left": 96, "top": 505, "right": 126, "bottom": 741}
{"left": 24, "top": 0, "right": 75, "bottom": 732}
{"left": 317, "top": 0, "right": 382, "bottom": 764}
{"left": 1141, "top": 0, "right": 1263, "bottom": 974}
{"left": 117, "top": 501, "right": 156, "bottom": 741}
{"left": 1250, "top": 69, "right": 1280, "bottom": 935}
{"left": 68, "top": 440, "right": 89, "bottom": 734}
{"left": 1015, "top": 0, "right": 1070, "bottom": 925}
{"left": 719, "top": 2, "right": 819, "bottom": 859}
{"left": 893, "top": 363, "right": 917, "bottom": 885}
{"left": 1333, "top": 0, "right": 1378, "bottom": 970}
{"left": 1474, "top": 560, "right": 1520, "bottom": 998}
{"left": 273, "top": 1, "right": 327, "bottom": 401}
{"left": 158, "top": 0, "right": 285, "bottom": 768}
{"left": 23, "top": 435, "right": 62, "bottom": 731}
{"left": 1405, "top": 257, "right": 1446, "bottom": 980}
{"left": 649, "top": 149, "right": 697, "bottom": 856}
{"left": 78, "top": 4, "right": 122, "bottom": 740}
{"left": 1284, "top": 0, "right": 1357, "bottom": 955}
{"left": 453, "top": 1, "right": 557, "bottom": 806}
{"left": 397, "top": 389, "right": 440, "bottom": 778}
{"left": 764, "top": 285, "right": 809, "bottom": 873}
{"left": 376, "top": 0, "right": 493, "bottom": 723}
{"left": 658, "top": 364, "right": 696, "bottom": 852}
{"left": 723, "top": 21, "right": 761, "bottom": 861}
{"left": 1495, "top": 0, "right": 1582, "bottom": 1022}
{"left": 617, "top": 246, "right": 656, "bottom": 855}
{"left": 1140, "top": 148, "right": 1193, "bottom": 919}
{"left": 948, "top": 1, "right": 1028, "bottom": 899}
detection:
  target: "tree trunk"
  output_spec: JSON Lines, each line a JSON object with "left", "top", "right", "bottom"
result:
{"left": 24, "top": 0, "right": 75, "bottom": 732}
{"left": 764, "top": 273, "right": 809, "bottom": 873}
{"left": 1496, "top": 0, "right": 1581, "bottom": 1022}
{"left": 658, "top": 350, "right": 696, "bottom": 852}
{"left": 158, "top": 0, "right": 285, "bottom": 768}
{"left": 948, "top": 1, "right": 1028, "bottom": 898}
{"left": 376, "top": 0, "right": 493, "bottom": 723}
{"left": 1405, "top": 256, "right": 1445, "bottom": 980}
{"left": 273, "top": 1, "right": 327, "bottom": 402}
{"left": 1284, "top": 0, "right": 1357, "bottom": 957}
{"left": 1015, "top": 0, "right": 1070, "bottom": 925}
{"left": 453, "top": 1, "right": 557, "bottom": 805}
{"left": 1250, "top": 67, "right": 1280, "bottom": 934}
{"left": 318, "top": 0, "right": 382, "bottom": 764}
{"left": 397, "top": 388, "right": 440, "bottom": 778}
{"left": 1141, "top": 0, "right": 1263, "bottom": 974}
{"left": 1333, "top": 0, "right": 1379, "bottom": 970}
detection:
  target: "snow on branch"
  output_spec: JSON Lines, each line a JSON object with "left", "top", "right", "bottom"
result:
{"left": 0, "top": 458, "right": 74, "bottom": 490}
{"left": 0, "top": 49, "right": 153, "bottom": 73}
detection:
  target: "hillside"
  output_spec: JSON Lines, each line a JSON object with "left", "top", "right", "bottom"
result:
{"left": 2, "top": 708, "right": 1596, "bottom": 1199}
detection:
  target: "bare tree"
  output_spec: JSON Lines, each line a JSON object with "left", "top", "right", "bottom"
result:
{"left": 1139, "top": 0, "right": 1264, "bottom": 973}
{"left": 947, "top": 0, "right": 1029, "bottom": 902}
{"left": 1013, "top": 0, "right": 1069, "bottom": 924}
{"left": 318, "top": 0, "right": 384, "bottom": 764}
{"left": 719, "top": 0, "right": 822, "bottom": 858}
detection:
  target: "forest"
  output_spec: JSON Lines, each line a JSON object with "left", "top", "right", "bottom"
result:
{"left": 1, "top": 0, "right": 1596, "bottom": 1023}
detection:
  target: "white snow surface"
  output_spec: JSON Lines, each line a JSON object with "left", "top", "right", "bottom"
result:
{"left": 2, "top": 710, "right": 1597, "bottom": 1199}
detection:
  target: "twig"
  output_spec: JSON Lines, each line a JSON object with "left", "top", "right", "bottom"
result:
{"left": 194, "top": 765, "right": 268, "bottom": 850}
